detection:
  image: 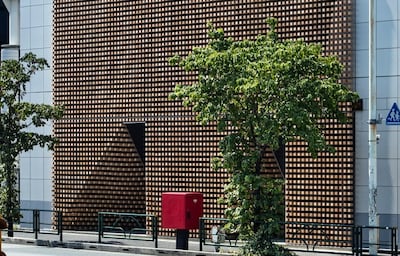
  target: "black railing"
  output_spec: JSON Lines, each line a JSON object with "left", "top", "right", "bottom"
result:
{"left": 200, "top": 218, "right": 353, "bottom": 252}
{"left": 6, "top": 211, "right": 399, "bottom": 255}
{"left": 14, "top": 209, "right": 63, "bottom": 241}
{"left": 199, "top": 217, "right": 243, "bottom": 251}
{"left": 285, "top": 221, "right": 354, "bottom": 252}
{"left": 98, "top": 212, "right": 158, "bottom": 248}
{"left": 353, "top": 226, "right": 398, "bottom": 256}
{"left": 200, "top": 218, "right": 400, "bottom": 255}
{"left": 201, "top": 219, "right": 353, "bottom": 252}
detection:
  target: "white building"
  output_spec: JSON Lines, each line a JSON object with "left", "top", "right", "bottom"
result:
{"left": 19, "top": 0, "right": 53, "bottom": 213}
{"left": 355, "top": 0, "right": 400, "bottom": 230}
{"left": 1, "top": 0, "right": 53, "bottom": 221}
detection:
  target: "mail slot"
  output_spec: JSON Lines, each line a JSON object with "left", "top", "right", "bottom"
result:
{"left": 161, "top": 192, "right": 203, "bottom": 230}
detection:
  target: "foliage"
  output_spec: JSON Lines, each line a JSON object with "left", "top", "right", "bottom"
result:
{"left": 222, "top": 175, "right": 285, "bottom": 240}
{"left": 239, "top": 225, "right": 294, "bottom": 256}
{"left": 170, "top": 18, "right": 359, "bottom": 252}
{"left": 170, "top": 18, "right": 358, "bottom": 156}
{"left": 0, "top": 53, "right": 63, "bottom": 230}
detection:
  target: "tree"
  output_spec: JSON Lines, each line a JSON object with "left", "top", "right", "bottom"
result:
{"left": 169, "top": 18, "right": 359, "bottom": 254}
{"left": 0, "top": 53, "right": 64, "bottom": 236}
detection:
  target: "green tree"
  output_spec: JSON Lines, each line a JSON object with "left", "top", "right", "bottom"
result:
{"left": 0, "top": 53, "right": 63, "bottom": 236}
{"left": 170, "top": 19, "right": 358, "bottom": 254}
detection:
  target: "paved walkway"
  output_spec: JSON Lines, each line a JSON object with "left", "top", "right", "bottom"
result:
{"left": 2, "top": 230, "right": 231, "bottom": 256}
{"left": 1, "top": 230, "right": 356, "bottom": 256}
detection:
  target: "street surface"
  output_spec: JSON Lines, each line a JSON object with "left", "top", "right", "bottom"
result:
{"left": 2, "top": 243, "right": 149, "bottom": 256}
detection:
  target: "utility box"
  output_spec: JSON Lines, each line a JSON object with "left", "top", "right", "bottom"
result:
{"left": 161, "top": 192, "right": 203, "bottom": 230}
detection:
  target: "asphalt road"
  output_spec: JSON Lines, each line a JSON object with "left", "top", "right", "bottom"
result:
{"left": 2, "top": 243, "right": 149, "bottom": 256}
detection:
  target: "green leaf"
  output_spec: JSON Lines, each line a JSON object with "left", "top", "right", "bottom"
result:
{"left": 168, "top": 19, "right": 359, "bottom": 250}
{"left": 0, "top": 52, "right": 64, "bottom": 223}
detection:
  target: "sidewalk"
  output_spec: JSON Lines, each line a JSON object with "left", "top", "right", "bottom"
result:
{"left": 1, "top": 230, "right": 354, "bottom": 256}
{"left": 2, "top": 230, "right": 232, "bottom": 256}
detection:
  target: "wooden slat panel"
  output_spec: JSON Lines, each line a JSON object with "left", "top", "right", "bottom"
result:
{"left": 53, "top": 0, "right": 354, "bottom": 243}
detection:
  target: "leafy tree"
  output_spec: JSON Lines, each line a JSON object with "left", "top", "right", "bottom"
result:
{"left": 0, "top": 53, "right": 63, "bottom": 236}
{"left": 170, "top": 18, "right": 359, "bottom": 254}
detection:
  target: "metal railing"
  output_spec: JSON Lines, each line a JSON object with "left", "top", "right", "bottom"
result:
{"left": 353, "top": 226, "right": 398, "bottom": 256}
{"left": 13, "top": 209, "right": 63, "bottom": 241}
{"left": 200, "top": 218, "right": 355, "bottom": 254}
{"left": 200, "top": 218, "right": 400, "bottom": 255}
{"left": 98, "top": 212, "right": 158, "bottom": 248}
{"left": 285, "top": 222, "right": 354, "bottom": 252}
{"left": 199, "top": 217, "right": 244, "bottom": 251}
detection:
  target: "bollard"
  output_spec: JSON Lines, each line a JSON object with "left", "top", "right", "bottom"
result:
{"left": 0, "top": 216, "right": 7, "bottom": 256}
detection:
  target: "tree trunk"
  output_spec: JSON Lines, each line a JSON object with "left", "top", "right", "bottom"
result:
{"left": 253, "top": 146, "right": 266, "bottom": 233}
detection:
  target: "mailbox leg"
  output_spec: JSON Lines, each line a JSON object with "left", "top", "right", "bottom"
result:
{"left": 176, "top": 229, "right": 189, "bottom": 250}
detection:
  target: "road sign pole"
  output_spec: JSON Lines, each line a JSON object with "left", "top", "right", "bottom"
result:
{"left": 368, "top": 0, "right": 378, "bottom": 255}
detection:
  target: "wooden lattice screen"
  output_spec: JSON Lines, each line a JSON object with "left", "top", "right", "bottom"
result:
{"left": 53, "top": 0, "right": 354, "bottom": 243}
{"left": 285, "top": 103, "right": 355, "bottom": 246}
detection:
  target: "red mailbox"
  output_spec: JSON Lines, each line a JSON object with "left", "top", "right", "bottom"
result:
{"left": 162, "top": 192, "right": 203, "bottom": 230}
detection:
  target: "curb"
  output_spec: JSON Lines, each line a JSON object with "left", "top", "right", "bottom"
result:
{"left": 3, "top": 237, "right": 234, "bottom": 256}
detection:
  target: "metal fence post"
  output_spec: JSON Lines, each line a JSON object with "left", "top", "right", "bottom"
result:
{"left": 199, "top": 218, "right": 203, "bottom": 251}
{"left": 58, "top": 211, "right": 63, "bottom": 242}
{"left": 391, "top": 227, "right": 397, "bottom": 256}
{"left": 352, "top": 226, "right": 356, "bottom": 255}
{"left": 359, "top": 226, "right": 363, "bottom": 256}
{"left": 33, "top": 210, "right": 39, "bottom": 239}
{"left": 98, "top": 213, "right": 102, "bottom": 243}
{"left": 153, "top": 216, "right": 158, "bottom": 248}
{"left": 356, "top": 226, "right": 361, "bottom": 256}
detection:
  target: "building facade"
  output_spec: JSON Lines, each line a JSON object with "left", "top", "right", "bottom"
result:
{"left": 354, "top": 0, "right": 400, "bottom": 229}
{"left": 51, "top": 0, "right": 354, "bottom": 243}
{"left": 4, "top": 0, "right": 400, "bottom": 246}
{"left": 0, "top": 0, "right": 54, "bottom": 215}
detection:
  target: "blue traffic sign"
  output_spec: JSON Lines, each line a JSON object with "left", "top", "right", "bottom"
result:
{"left": 386, "top": 102, "right": 400, "bottom": 125}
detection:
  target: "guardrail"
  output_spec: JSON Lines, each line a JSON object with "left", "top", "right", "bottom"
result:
{"left": 199, "top": 217, "right": 244, "bottom": 251}
{"left": 353, "top": 226, "right": 398, "bottom": 256}
{"left": 200, "top": 218, "right": 399, "bottom": 255}
{"left": 199, "top": 218, "right": 354, "bottom": 254}
{"left": 97, "top": 212, "right": 158, "bottom": 248}
{"left": 13, "top": 209, "right": 63, "bottom": 241}
{"left": 285, "top": 221, "right": 354, "bottom": 251}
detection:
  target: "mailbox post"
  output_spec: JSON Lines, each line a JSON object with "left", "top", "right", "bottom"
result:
{"left": 161, "top": 192, "right": 203, "bottom": 250}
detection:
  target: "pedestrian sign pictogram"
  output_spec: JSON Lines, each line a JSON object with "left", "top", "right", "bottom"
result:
{"left": 386, "top": 102, "right": 400, "bottom": 125}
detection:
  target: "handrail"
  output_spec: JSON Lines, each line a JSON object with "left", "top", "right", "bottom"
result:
{"left": 97, "top": 211, "right": 158, "bottom": 248}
